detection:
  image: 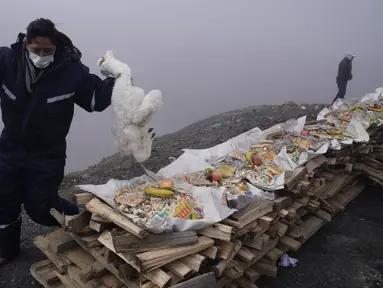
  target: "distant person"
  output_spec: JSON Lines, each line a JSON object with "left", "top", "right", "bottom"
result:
{"left": 331, "top": 52, "right": 356, "bottom": 105}
{"left": 0, "top": 18, "right": 115, "bottom": 265}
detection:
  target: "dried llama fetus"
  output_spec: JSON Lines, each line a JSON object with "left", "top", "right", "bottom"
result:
{"left": 97, "top": 50, "right": 163, "bottom": 162}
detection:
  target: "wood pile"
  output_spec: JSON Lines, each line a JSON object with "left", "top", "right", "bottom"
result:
{"left": 30, "top": 127, "right": 383, "bottom": 288}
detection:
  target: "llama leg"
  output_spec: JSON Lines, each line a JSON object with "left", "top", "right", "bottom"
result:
{"left": 132, "top": 90, "right": 163, "bottom": 125}
{"left": 132, "top": 127, "right": 156, "bottom": 163}
{"left": 117, "top": 125, "right": 140, "bottom": 155}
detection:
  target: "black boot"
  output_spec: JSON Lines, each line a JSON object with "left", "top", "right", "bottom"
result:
{"left": 0, "top": 218, "right": 21, "bottom": 266}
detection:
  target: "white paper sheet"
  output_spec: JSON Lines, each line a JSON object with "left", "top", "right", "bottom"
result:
{"left": 346, "top": 118, "right": 370, "bottom": 143}
{"left": 156, "top": 151, "right": 213, "bottom": 178}
{"left": 183, "top": 127, "right": 264, "bottom": 163}
{"left": 282, "top": 116, "right": 307, "bottom": 134}
{"left": 77, "top": 179, "right": 237, "bottom": 233}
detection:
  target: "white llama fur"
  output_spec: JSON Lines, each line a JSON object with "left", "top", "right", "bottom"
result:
{"left": 97, "top": 50, "right": 163, "bottom": 163}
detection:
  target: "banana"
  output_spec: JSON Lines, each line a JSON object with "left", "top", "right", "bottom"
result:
{"left": 144, "top": 187, "right": 175, "bottom": 198}
{"left": 326, "top": 129, "right": 343, "bottom": 135}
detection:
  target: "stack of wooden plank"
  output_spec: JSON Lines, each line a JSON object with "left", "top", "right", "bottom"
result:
{"left": 30, "top": 127, "right": 383, "bottom": 288}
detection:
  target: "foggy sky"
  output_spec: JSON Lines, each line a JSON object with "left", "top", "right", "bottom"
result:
{"left": 1, "top": 0, "right": 382, "bottom": 172}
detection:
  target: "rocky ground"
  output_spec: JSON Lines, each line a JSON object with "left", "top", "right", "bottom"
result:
{"left": 1, "top": 103, "right": 382, "bottom": 288}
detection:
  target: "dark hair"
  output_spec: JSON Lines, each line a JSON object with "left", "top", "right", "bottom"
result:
{"left": 26, "top": 18, "right": 59, "bottom": 45}
{"left": 25, "top": 18, "right": 82, "bottom": 60}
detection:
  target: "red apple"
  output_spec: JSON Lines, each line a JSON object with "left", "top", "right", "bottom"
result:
{"left": 210, "top": 171, "right": 222, "bottom": 182}
{"left": 301, "top": 130, "right": 310, "bottom": 136}
{"left": 252, "top": 155, "right": 263, "bottom": 166}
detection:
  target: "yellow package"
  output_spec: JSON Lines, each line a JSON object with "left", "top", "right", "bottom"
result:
{"left": 172, "top": 201, "right": 199, "bottom": 220}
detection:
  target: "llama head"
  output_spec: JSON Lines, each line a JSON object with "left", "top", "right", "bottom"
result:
{"left": 97, "top": 50, "right": 132, "bottom": 79}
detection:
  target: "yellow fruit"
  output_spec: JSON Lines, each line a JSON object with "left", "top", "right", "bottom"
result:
{"left": 159, "top": 179, "right": 174, "bottom": 191}
{"left": 217, "top": 166, "right": 236, "bottom": 177}
{"left": 327, "top": 129, "right": 343, "bottom": 135}
{"left": 144, "top": 187, "right": 175, "bottom": 198}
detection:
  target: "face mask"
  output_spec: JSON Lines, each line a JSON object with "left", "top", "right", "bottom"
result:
{"left": 28, "top": 50, "right": 54, "bottom": 68}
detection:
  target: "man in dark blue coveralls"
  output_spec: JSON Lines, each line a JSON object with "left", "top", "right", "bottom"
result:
{"left": 331, "top": 52, "right": 355, "bottom": 105}
{"left": 0, "top": 18, "right": 115, "bottom": 265}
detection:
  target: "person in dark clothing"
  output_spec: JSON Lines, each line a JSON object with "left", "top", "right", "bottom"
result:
{"left": 0, "top": 18, "right": 115, "bottom": 265}
{"left": 332, "top": 52, "right": 355, "bottom": 105}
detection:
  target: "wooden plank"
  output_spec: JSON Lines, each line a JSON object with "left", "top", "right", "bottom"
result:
{"left": 30, "top": 259, "right": 63, "bottom": 288}
{"left": 235, "top": 276, "right": 258, "bottom": 288}
{"left": 49, "top": 233, "right": 78, "bottom": 254}
{"left": 70, "top": 232, "right": 140, "bottom": 288}
{"left": 54, "top": 270, "right": 78, "bottom": 288}
{"left": 80, "top": 233, "right": 102, "bottom": 248}
{"left": 197, "top": 224, "right": 232, "bottom": 242}
{"left": 236, "top": 220, "right": 259, "bottom": 237}
{"left": 96, "top": 273, "right": 123, "bottom": 288}
{"left": 258, "top": 216, "right": 273, "bottom": 229}
{"left": 243, "top": 234, "right": 269, "bottom": 251}
{"left": 80, "top": 261, "right": 107, "bottom": 282}
{"left": 226, "top": 205, "right": 273, "bottom": 231}
{"left": 67, "top": 265, "right": 87, "bottom": 287}
{"left": 73, "top": 192, "right": 94, "bottom": 205}
{"left": 118, "top": 263, "right": 139, "bottom": 282}
{"left": 86, "top": 198, "right": 148, "bottom": 238}
{"left": 277, "top": 209, "right": 289, "bottom": 218}
{"left": 288, "top": 216, "right": 326, "bottom": 243}
{"left": 142, "top": 281, "right": 158, "bottom": 288}
{"left": 273, "top": 196, "right": 292, "bottom": 211}
{"left": 279, "top": 236, "right": 301, "bottom": 251}
{"left": 237, "top": 247, "right": 255, "bottom": 263}
{"left": 97, "top": 230, "right": 141, "bottom": 271}
{"left": 276, "top": 222, "right": 288, "bottom": 237}
{"left": 247, "top": 237, "right": 279, "bottom": 264}
{"left": 67, "top": 210, "right": 92, "bottom": 233}
{"left": 61, "top": 247, "right": 95, "bottom": 270}
{"left": 216, "top": 241, "right": 234, "bottom": 260}
{"left": 314, "top": 209, "right": 332, "bottom": 222}
{"left": 213, "top": 240, "right": 242, "bottom": 277}
{"left": 224, "top": 265, "right": 243, "bottom": 279}
{"left": 253, "top": 263, "right": 277, "bottom": 278}
{"left": 200, "top": 246, "right": 219, "bottom": 259}
{"left": 265, "top": 248, "right": 283, "bottom": 261}
{"left": 285, "top": 167, "right": 307, "bottom": 190}
{"left": 165, "top": 260, "right": 193, "bottom": 279}
{"left": 306, "top": 155, "right": 327, "bottom": 173}
{"left": 328, "top": 182, "right": 365, "bottom": 213}
{"left": 231, "top": 200, "right": 273, "bottom": 222}
{"left": 136, "top": 236, "right": 214, "bottom": 271}
{"left": 167, "top": 271, "right": 182, "bottom": 286}
{"left": 91, "top": 214, "right": 111, "bottom": 223}
{"left": 34, "top": 232, "right": 70, "bottom": 273}
{"left": 170, "top": 272, "right": 216, "bottom": 288}
{"left": 50, "top": 209, "right": 65, "bottom": 228}
{"left": 144, "top": 269, "right": 172, "bottom": 288}
{"left": 89, "top": 220, "right": 113, "bottom": 232}
{"left": 243, "top": 267, "right": 260, "bottom": 283}
{"left": 113, "top": 231, "right": 198, "bottom": 253}
{"left": 321, "top": 174, "right": 354, "bottom": 199}
{"left": 179, "top": 254, "right": 206, "bottom": 272}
